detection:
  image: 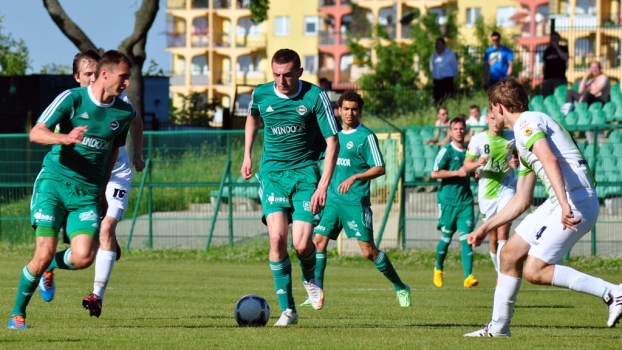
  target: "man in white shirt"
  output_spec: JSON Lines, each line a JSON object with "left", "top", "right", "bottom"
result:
{"left": 430, "top": 37, "right": 458, "bottom": 104}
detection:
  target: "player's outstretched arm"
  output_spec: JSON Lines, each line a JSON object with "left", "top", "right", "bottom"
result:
{"left": 241, "top": 114, "right": 259, "bottom": 180}
{"left": 30, "top": 123, "right": 87, "bottom": 146}
{"left": 130, "top": 112, "right": 145, "bottom": 172}
{"left": 338, "top": 166, "right": 385, "bottom": 194}
{"left": 531, "top": 138, "right": 581, "bottom": 231}
{"left": 468, "top": 172, "right": 536, "bottom": 247}
{"left": 311, "top": 135, "right": 339, "bottom": 213}
{"left": 462, "top": 156, "right": 487, "bottom": 173}
{"left": 431, "top": 168, "right": 467, "bottom": 179}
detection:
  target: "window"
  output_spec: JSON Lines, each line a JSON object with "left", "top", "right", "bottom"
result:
{"left": 496, "top": 7, "right": 517, "bottom": 27}
{"left": 466, "top": 8, "right": 481, "bottom": 27}
{"left": 274, "top": 16, "right": 290, "bottom": 36}
{"left": 304, "top": 55, "right": 318, "bottom": 74}
{"left": 304, "top": 16, "right": 319, "bottom": 35}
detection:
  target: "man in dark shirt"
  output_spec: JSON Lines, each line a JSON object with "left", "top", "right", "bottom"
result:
{"left": 541, "top": 32, "right": 568, "bottom": 97}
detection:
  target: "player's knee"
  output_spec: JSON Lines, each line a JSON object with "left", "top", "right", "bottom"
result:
{"left": 71, "top": 252, "right": 96, "bottom": 269}
{"left": 523, "top": 266, "right": 546, "bottom": 285}
{"left": 313, "top": 235, "right": 329, "bottom": 251}
{"left": 360, "top": 245, "right": 378, "bottom": 260}
{"left": 269, "top": 233, "right": 287, "bottom": 251}
{"left": 294, "top": 240, "right": 312, "bottom": 254}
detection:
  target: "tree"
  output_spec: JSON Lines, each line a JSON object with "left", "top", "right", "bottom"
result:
{"left": 42, "top": 0, "right": 159, "bottom": 117}
{"left": 169, "top": 92, "right": 220, "bottom": 126}
{"left": 0, "top": 15, "right": 31, "bottom": 75}
{"left": 249, "top": 0, "right": 270, "bottom": 23}
{"left": 40, "top": 63, "right": 71, "bottom": 75}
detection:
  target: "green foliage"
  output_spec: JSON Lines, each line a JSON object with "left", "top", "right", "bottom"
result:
{"left": 249, "top": 0, "right": 270, "bottom": 23}
{"left": 40, "top": 63, "right": 71, "bottom": 75}
{"left": 0, "top": 15, "right": 30, "bottom": 75}
{"left": 169, "top": 92, "right": 221, "bottom": 126}
{"left": 143, "top": 59, "right": 165, "bottom": 76}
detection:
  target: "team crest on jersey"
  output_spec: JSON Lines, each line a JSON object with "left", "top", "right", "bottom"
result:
{"left": 296, "top": 105, "right": 308, "bottom": 115}
{"left": 523, "top": 127, "right": 533, "bottom": 137}
{"left": 506, "top": 143, "right": 512, "bottom": 150}
{"left": 519, "top": 120, "right": 528, "bottom": 130}
{"left": 346, "top": 141, "right": 354, "bottom": 149}
{"left": 110, "top": 120, "right": 120, "bottom": 130}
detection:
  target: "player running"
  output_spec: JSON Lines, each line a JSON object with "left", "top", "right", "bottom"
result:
{"left": 462, "top": 109, "right": 518, "bottom": 272}
{"left": 241, "top": 49, "right": 340, "bottom": 326}
{"left": 8, "top": 50, "right": 135, "bottom": 329}
{"left": 302, "top": 91, "right": 411, "bottom": 308}
{"left": 431, "top": 116, "right": 479, "bottom": 288}
{"left": 465, "top": 77, "right": 622, "bottom": 337}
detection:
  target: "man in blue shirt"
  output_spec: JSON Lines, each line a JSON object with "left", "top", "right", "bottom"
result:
{"left": 483, "top": 32, "right": 513, "bottom": 89}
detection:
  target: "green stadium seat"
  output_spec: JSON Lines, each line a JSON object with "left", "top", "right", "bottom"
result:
{"left": 576, "top": 110, "right": 591, "bottom": 130}
{"left": 588, "top": 101, "right": 603, "bottom": 112}
{"left": 530, "top": 95, "right": 543, "bottom": 105}
{"left": 608, "top": 130, "right": 622, "bottom": 143}
{"left": 413, "top": 158, "right": 427, "bottom": 178}
{"left": 550, "top": 111, "right": 565, "bottom": 125}
{"left": 596, "top": 170, "right": 608, "bottom": 183}
{"left": 533, "top": 184, "right": 547, "bottom": 199}
{"left": 528, "top": 102, "right": 537, "bottom": 111}
{"left": 603, "top": 102, "right": 617, "bottom": 122}
{"left": 571, "top": 84, "right": 580, "bottom": 91}
{"left": 554, "top": 84, "right": 567, "bottom": 105}
{"left": 546, "top": 105, "right": 560, "bottom": 117}
{"left": 613, "top": 101, "right": 622, "bottom": 121}
{"left": 564, "top": 111, "right": 578, "bottom": 126}
{"left": 424, "top": 145, "right": 438, "bottom": 159}
{"left": 575, "top": 102, "right": 589, "bottom": 111}
{"left": 583, "top": 143, "right": 596, "bottom": 160}
{"left": 592, "top": 110, "right": 606, "bottom": 125}
{"left": 611, "top": 83, "right": 620, "bottom": 94}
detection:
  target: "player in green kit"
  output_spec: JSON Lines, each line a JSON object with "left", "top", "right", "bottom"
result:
{"left": 302, "top": 91, "right": 411, "bottom": 308}
{"left": 241, "top": 49, "right": 340, "bottom": 326}
{"left": 431, "top": 116, "right": 479, "bottom": 288}
{"left": 8, "top": 50, "right": 134, "bottom": 329}
{"left": 462, "top": 109, "right": 518, "bottom": 273}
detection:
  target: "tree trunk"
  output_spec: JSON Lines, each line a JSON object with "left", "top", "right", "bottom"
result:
{"left": 42, "top": 0, "right": 160, "bottom": 117}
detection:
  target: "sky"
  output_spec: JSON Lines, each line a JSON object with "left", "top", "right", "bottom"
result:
{"left": 1, "top": 0, "right": 170, "bottom": 74}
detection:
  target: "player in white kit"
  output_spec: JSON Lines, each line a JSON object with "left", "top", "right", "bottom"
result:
{"left": 464, "top": 77, "right": 622, "bottom": 337}
{"left": 37, "top": 50, "right": 145, "bottom": 317}
{"left": 462, "top": 109, "right": 518, "bottom": 272}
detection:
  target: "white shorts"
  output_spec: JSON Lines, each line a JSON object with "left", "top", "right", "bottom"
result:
{"left": 105, "top": 180, "right": 132, "bottom": 221}
{"left": 479, "top": 193, "right": 514, "bottom": 222}
{"left": 516, "top": 189, "right": 599, "bottom": 264}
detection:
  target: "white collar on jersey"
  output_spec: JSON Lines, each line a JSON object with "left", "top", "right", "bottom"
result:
{"left": 272, "top": 81, "right": 303, "bottom": 99}
{"left": 450, "top": 141, "right": 466, "bottom": 152}
{"left": 341, "top": 123, "right": 362, "bottom": 134}
{"left": 87, "top": 85, "right": 116, "bottom": 107}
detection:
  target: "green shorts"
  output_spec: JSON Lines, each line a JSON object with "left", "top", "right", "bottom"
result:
{"left": 314, "top": 201, "right": 373, "bottom": 242}
{"left": 437, "top": 203, "right": 474, "bottom": 235}
{"left": 257, "top": 165, "right": 320, "bottom": 225}
{"left": 30, "top": 170, "right": 100, "bottom": 239}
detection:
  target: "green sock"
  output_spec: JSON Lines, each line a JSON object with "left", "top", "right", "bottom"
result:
{"left": 435, "top": 233, "right": 453, "bottom": 271}
{"left": 460, "top": 234, "right": 474, "bottom": 278}
{"left": 47, "top": 249, "right": 76, "bottom": 271}
{"left": 297, "top": 247, "right": 316, "bottom": 282}
{"left": 374, "top": 251, "right": 406, "bottom": 291}
{"left": 269, "top": 257, "right": 295, "bottom": 312}
{"left": 314, "top": 251, "right": 327, "bottom": 289}
{"left": 11, "top": 266, "right": 40, "bottom": 318}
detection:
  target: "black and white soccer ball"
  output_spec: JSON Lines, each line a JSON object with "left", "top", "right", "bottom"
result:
{"left": 234, "top": 294, "right": 270, "bottom": 327}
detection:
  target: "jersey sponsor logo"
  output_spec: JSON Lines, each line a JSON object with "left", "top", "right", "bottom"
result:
{"left": 355, "top": 231, "right": 361, "bottom": 237}
{"left": 78, "top": 112, "right": 90, "bottom": 120}
{"left": 466, "top": 220, "right": 473, "bottom": 228}
{"left": 267, "top": 192, "right": 288, "bottom": 205}
{"left": 110, "top": 120, "right": 120, "bottom": 130}
{"left": 346, "top": 141, "right": 354, "bottom": 149}
{"left": 296, "top": 105, "right": 308, "bottom": 115}
{"left": 336, "top": 158, "right": 351, "bottom": 166}
{"left": 316, "top": 225, "right": 326, "bottom": 232}
{"left": 270, "top": 123, "right": 306, "bottom": 135}
{"left": 523, "top": 127, "right": 533, "bottom": 137}
{"left": 303, "top": 201, "right": 311, "bottom": 212}
{"left": 347, "top": 220, "right": 358, "bottom": 231}
{"left": 266, "top": 106, "right": 274, "bottom": 112}
{"left": 81, "top": 136, "right": 111, "bottom": 151}
{"left": 79, "top": 210, "right": 98, "bottom": 222}
{"left": 34, "top": 209, "right": 55, "bottom": 223}
{"left": 454, "top": 156, "right": 460, "bottom": 161}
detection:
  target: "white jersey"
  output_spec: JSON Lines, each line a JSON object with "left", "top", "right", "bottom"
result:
{"left": 466, "top": 130, "right": 516, "bottom": 200}
{"left": 110, "top": 92, "right": 134, "bottom": 182}
{"left": 514, "top": 111, "right": 595, "bottom": 203}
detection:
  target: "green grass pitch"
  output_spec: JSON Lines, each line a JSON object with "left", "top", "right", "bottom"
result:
{"left": 1, "top": 247, "right": 622, "bottom": 349}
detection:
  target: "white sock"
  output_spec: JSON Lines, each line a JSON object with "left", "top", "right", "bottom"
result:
{"left": 552, "top": 265, "right": 616, "bottom": 299}
{"left": 490, "top": 273, "right": 522, "bottom": 334}
{"left": 93, "top": 249, "right": 116, "bottom": 301}
{"left": 497, "top": 240, "right": 507, "bottom": 272}
{"left": 490, "top": 252, "right": 499, "bottom": 272}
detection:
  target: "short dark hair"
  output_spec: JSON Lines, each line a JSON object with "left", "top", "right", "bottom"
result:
{"left": 450, "top": 116, "right": 466, "bottom": 127}
{"left": 491, "top": 31, "right": 501, "bottom": 39}
{"left": 551, "top": 31, "right": 561, "bottom": 38}
{"left": 436, "top": 106, "right": 447, "bottom": 113}
{"left": 271, "top": 49, "right": 301, "bottom": 71}
{"left": 338, "top": 90, "right": 364, "bottom": 111}
{"left": 319, "top": 77, "right": 329, "bottom": 84}
{"left": 95, "top": 50, "right": 132, "bottom": 79}
{"left": 488, "top": 77, "right": 529, "bottom": 114}
{"left": 435, "top": 37, "right": 445, "bottom": 45}
{"left": 469, "top": 105, "right": 480, "bottom": 112}
{"left": 73, "top": 49, "right": 101, "bottom": 76}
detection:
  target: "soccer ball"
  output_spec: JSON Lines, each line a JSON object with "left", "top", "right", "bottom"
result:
{"left": 234, "top": 294, "right": 270, "bottom": 327}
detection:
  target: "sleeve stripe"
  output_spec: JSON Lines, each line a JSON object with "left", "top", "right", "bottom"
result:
{"left": 247, "top": 90, "right": 255, "bottom": 115}
{"left": 38, "top": 90, "right": 72, "bottom": 124}
{"left": 319, "top": 90, "right": 339, "bottom": 134}
{"left": 367, "top": 134, "right": 384, "bottom": 166}
{"left": 432, "top": 148, "right": 447, "bottom": 171}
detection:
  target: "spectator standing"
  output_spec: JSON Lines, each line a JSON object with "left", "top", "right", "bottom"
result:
{"left": 430, "top": 37, "right": 459, "bottom": 104}
{"left": 561, "top": 61, "right": 611, "bottom": 114}
{"left": 483, "top": 32, "right": 514, "bottom": 89}
{"left": 541, "top": 32, "right": 569, "bottom": 97}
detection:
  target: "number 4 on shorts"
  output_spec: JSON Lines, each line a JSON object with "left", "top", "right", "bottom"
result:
{"left": 535, "top": 226, "right": 547, "bottom": 240}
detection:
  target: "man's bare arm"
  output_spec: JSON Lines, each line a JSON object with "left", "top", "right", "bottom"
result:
{"left": 29, "top": 123, "right": 86, "bottom": 146}
{"left": 240, "top": 114, "right": 260, "bottom": 180}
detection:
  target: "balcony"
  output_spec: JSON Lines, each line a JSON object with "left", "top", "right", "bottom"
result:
{"left": 191, "top": 33, "right": 209, "bottom": 47}
{"left": 191, "top": 0, "right": 208, "bottom": 8}
{"left": 167, "top": 0, "right": 186, "bottom": 9}
{"left": 236, "top": 0, "right": 250, "bottom": 9}
{"left": 235, "top": 71, "right": 266, "bottom": 85}
{"left": 167, "top": 33, "right": 187, "bottom": 48}
{"left": 213, "top": 0, "right": 229, "bottom": 9}
{"left": 550, "top": 14, "right": 597, "bottom": 30}
{"left": 319, "top": 0, "right": 350, "bottom": 6}
{"left": 235, "top": 34, "right": 267, "bottom": 48}
{"left": 191, "top": 73, "right": 209, "bottom": 85}
{"left": 213, "top": 70, "right": 232, "bottom": 85}
{"left": 319, "top": 31, "right": 350, "bottom": 46}
{"left": 170, "top": 72, "right": 186, "bottom": 86}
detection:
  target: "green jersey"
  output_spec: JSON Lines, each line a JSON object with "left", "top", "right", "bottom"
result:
{"left": 328, "top": 124, "right": 384, "bottom": 206}
{"left": 465, "top": 130, "right": 517, "bottom": 200}
{"left": 37, "top": 86, "right": 134, "bottom": 192}
{"left": 249, "top": 81, "right": 340, "bottom": 172}
{"left": 432, "top": 143, "right": 473, "bottom": 205}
